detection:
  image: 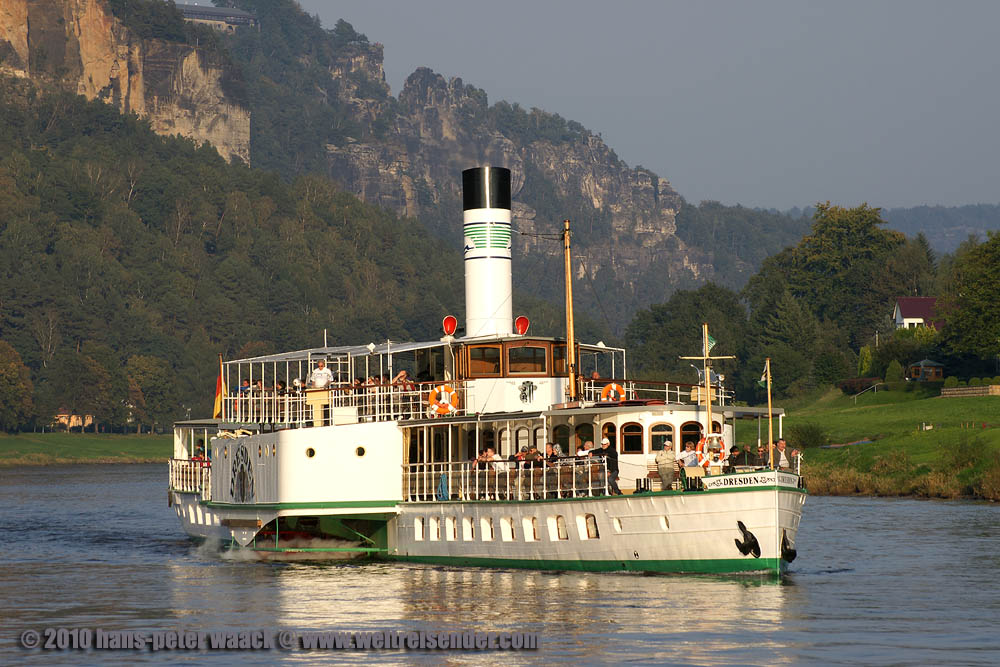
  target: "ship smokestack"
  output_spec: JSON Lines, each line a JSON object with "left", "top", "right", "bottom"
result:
{"left": 462, "top": 167, "right": 513, "bottom": 337}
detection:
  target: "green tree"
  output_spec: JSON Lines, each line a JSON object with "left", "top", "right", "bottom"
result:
{"left": 126, "top": 355, "right": 178, "bottom": 428}
{"left": 885, "top": 359, "right": 904, "bottom": 382}
{"left": 0, "top": 340, "right": 34, "bottom": 430}
{"left": 858, "top": 345, "right": 873, "bottom": 377}
{"left": 625, "top": 283, "right": 748, "bottom": 382}
{"left": 941, "top": 233, "right": 1000, "bottom": 358}
{"left": 748, "top": 202, "right": 906, "bottom": 348}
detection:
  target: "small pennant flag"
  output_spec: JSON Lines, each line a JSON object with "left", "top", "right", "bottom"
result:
{"left": 707, "top": 335, "right": 717, "bottom": 351}
{"left": 213, "top": 354, "right": 226, "bottom": 418}
{"left": 758, "top": 365, "right": 768, "bottom": 388}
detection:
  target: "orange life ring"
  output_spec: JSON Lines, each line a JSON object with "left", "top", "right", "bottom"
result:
{"left": 600, "top": 383, "right": 625, "bottom": 401}
{"left": 427, "top": 384, "right": 459, "bottom": 416}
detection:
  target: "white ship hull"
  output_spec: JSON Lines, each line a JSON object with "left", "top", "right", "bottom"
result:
{"left": 389, "top": 475, "right": 804, "bottom": 575}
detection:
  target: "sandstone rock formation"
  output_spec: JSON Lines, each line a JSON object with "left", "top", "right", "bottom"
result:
{"left": 0, "top": 0, "right": 249, "bottom": 164}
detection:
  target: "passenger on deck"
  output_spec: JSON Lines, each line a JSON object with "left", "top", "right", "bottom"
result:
{"left": 726, "top": 445, "right": 746, "bottom": 471}
{"left": 592, "top": 437, "right": 622, "bottom": 495}
{"left": 771, "top": 438, "right": 799, "bottom": 470}
{"left": 655, "top": 442, "right": 677, "bottom": 488}
{"left": 486, "top": 446, "right": 508, "bottom": 472}
{"left": 753, "top": 444, "right": 768, "bottom": 467}
{"left": 577, "top": 440, "right": 592, "bottom": 457}
{"left": 237, "top": 379, "right": 251, "bottom": 395}
{"left": 192, "top": 438, "right": 206, "bottom": 461}
{"left": 309, "top": 360, "right": 333, "bottom": 389}
{"left": 590, "top": 371, "right": 600, "bottom": 380}
{"left": 678, "top": 441, "right": 699, "bottom": 467}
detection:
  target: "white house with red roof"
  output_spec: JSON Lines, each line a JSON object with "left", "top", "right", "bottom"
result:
{"left": 892, "top": 297, "right": 941, "bottom": 330}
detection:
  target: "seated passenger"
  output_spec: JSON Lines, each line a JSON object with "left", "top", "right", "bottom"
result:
{"left": 655, "top": 443, "right": 677, "bottom": 487}
{"left": 678, "top": 441, "right": 699, "bottom": 467}
{"left": 771, "top": 438, "right": 800, "bottom": 470}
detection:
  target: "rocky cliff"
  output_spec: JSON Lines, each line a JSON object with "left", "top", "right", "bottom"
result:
{"left": 322, "top": 56, "right": 716, "bottom": 325}
{"left": 0, "top": 0, "right": 249, "bottom": 164}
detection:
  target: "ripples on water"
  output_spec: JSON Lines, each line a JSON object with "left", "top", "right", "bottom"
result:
{"left": 2, "top": 464, "right": 998, "bottom": 665}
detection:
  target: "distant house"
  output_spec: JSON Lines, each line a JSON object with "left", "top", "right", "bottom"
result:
{"left": 53, "top": 411, "right": 95, "bottom": 430}
{"left": 893, "top": 297, "right": 941, "bottom": 330}
{"left": 907, "top": 359, "right": 944, "bottom": 381}
{"left": 176, "top": 4, "right": 259, "bottom": 32}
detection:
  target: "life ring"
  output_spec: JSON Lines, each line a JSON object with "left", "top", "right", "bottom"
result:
{"left": 427, "top": 384, "right": 459, "bottom": 416}
{"left": 600, "top": 383, "right": 626, "bottom": 401}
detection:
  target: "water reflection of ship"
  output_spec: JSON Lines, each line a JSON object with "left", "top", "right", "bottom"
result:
{"left": 165, "top": 559, "right": 795, "bottom": 663}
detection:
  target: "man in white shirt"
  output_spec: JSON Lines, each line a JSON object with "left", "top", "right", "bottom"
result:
{"left": 309, "top": 359, "right": 334, "bottom": 388}
{"left": 577, "top": 440, "right": 592, "bottom": 457}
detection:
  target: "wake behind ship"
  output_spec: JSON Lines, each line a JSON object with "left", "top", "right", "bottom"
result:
{"left": 168, "top": 167, "right": 805, "bottom": 575}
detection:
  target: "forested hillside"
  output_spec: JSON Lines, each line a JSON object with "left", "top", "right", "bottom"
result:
{"left": 0, "top": 76, "right": 600, "bottom": 430}
{"left": 883, "top": 204, "right": 1000, "bottom": 253}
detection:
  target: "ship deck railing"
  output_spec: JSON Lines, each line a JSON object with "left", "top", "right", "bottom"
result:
{"left": 402, "top": 458, "right": 611, "bottom": 502}
{"left": 221, "top": 380, "right": 468, "bottom": 426}
{"left": 168, "top": 458, "right": 212, "bottom": 500}
{"left": 580, "top": 379, "right": 734, "bottom": 405}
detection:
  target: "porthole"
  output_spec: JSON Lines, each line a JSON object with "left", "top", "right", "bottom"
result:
{"left": 306, "top": 447, "right": 316, "bottom": 458}
{"left": 356, "top": 446, "right": 366, "bottom": 457}
{"left": 613, "top": 517, "right": 623, "bottom": 533}
{"left": 223, "top": 446, "right": 228, "bottom": 458}
{"left": 271, "top": 444, "right": 276, "bottom": 457}
{"left": 258, "top": 444, "right": 262, "bottom": 458}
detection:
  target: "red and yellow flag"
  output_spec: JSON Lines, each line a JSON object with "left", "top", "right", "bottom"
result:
{"left": 213, "top": 354, "right": 225, "bottom": 418}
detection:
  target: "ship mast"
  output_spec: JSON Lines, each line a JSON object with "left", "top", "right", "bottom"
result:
{"left": 679, "top": 323, "right": 734, "bottom": 439}
{"left": 563, "top": 219, "right": 577, "bottom": 400}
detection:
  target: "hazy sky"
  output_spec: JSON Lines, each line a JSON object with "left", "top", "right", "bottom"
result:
{"left": 298, "top": 0, "right": 1000, "bottom": 210}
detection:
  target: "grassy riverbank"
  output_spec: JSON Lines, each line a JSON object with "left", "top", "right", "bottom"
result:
{"left": 765, "top": 387, "right": 1000, "bottom": 501}
{"left": 0, "top": 433, "right": 172, "bottom": 466}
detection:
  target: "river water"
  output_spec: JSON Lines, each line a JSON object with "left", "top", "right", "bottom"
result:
{"left": 2, "top": 464, "right": 998, "bottom": 665}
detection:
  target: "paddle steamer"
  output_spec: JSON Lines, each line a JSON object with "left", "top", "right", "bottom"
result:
{"left": 168, "top": 167, "right": 805, "bottom": 574}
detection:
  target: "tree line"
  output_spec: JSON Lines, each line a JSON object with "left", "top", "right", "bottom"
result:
{"left": 626, "top": 203, "right": 1000, "bottom": 400}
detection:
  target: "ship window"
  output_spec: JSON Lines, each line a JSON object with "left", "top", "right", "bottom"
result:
{"left": 553, "top": 425, "right": 570, "bottom": 451}
{"left": 515, "top": 428, "right": 530, "bottom": 453}
{"left": 601, "top": 423, "right": 617, "bottom": 449}
{"left": 429, "top": 516, "right": 440, "bottom": 541}
{"left": 577, "top": 513, "right": 600, "bottom": 540}
{"left": 651, "top": 423, "right": 673, "bottom": 451}
{"left": 532, "top": 427, "right": 545, "bottom": 450}
{"left": 414, "top": 517, "right": 424, "bottom": 541}
{"left": 462, "top": 516, "right": 475, "bottom": 541}
{"left": 508, "top": 345, "right": 547, "bottom": 374}
{"left": 481, "top": 517, "right": 494, "bottom": 541}
{"left": 548, "top": 515, "right": 569, "bottom": 541}
{"left": 500, "top": 516, "right": 516, "bottom": 542}
{"left": 680, "top": 421, "right": 703, "bottom": 448}
{"left": 497, "top": 428, "right": 512, "bottom": 457}
{"left": 622, "top": 422, "right": 643, "bottom": 454}
{"left": 468, "top": 345, "right": 502, "bottom": 376}
{"left": 522, "top": 517, "right": 539, "bottom": 541}
{"left": 552, "top": 344, "right": 567, "bottom": 376}
{"left": 445, "top": 516, "right": 457, "bottom": 541}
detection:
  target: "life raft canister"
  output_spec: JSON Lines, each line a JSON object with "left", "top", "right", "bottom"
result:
{"left": 600, "top": 383, "right": 626, "bottom": 401}
{"left": 427, "top": 384, "right": 459, "bottom": 416}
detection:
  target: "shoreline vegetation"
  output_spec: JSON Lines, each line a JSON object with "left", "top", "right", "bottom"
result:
{"left": 763, "top": 386, "right": 1000, "bottom": 502}
{"left": 5, "top": 387, "right": 1000, "bottom": 503}
{"left": 0, "top": 433, "right": 171, "bottom": 466}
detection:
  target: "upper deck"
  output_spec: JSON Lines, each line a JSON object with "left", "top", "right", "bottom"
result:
{"left": 215, "top": 336, "right": 736, "bottom": 429}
